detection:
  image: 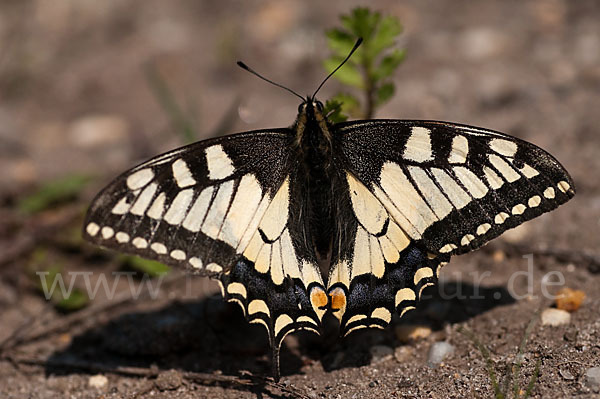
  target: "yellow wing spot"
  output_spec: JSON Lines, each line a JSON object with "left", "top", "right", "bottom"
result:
{"left": 512, "top": 204, "right": 526, "bottom": 215}
{"left": 476, "top": 223, "right": 491, "bottom": 236}
{"left": 206, "top": 263, "right": 223, "bottom": 273}
{"left": 344, "top": 324, "right": 367, "bottom": 337}
{"left": 543, "top": 186, "right": 555, "bottom": 199}
{"left": 395, "top": 288, "right": 416, "bottom": 308}
{"left": 347, "top": 314, "right": 367, "bottom": 325}
{"left": 419, "top": 283, "right": 434, "bottom": 299}
{"left": 249, "top": 318, "right": 269, "bottom": 332}
{"left": 297, "top": 315, "right": 318, "bottom": 326}
{"left": 86, "top": 222, "right": 100, "bottom": 236}
{"left": 371, "top": 307, "right": 392, "bottom": 324}
{"left": 248, "top": 299, "right": 270, "bottom": 316}
{"left": 557, "top": 181, "right": 570, "bottom": 193}
{"left": 439, "top": 243, "right": 457, "bottom": 253}
{"left": 226, "top": 282, "right": 247, "bottom": 298}
{"left": 460, "top": 234, "right": 475, "bottom": 246}
{"left": 414, "top": 267, "right": 433, "bottom": 286}
{"left": 495, "top": 212, "right": 510, "bottom": 224}
{"left": 274, "top": 314, "right": 294, "bottom": 337}
{"left": 399, "top": 306, "right": 416, "bottom": 318}
{"left": 528, "top": 196, "right": 541, "bottom": 208}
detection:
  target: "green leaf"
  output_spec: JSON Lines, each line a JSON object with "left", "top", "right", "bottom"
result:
{"left": 330, "top": 93, "right": 361, "bottom": 119}
{"left": 370, "top": 15, "right": 403, "bottom": 57}
{"left": 123, "top": 255, "right": 170, "bottom": 277}
{"left": 373, "top": 49, "right": 405, "bottom": 80}
{"left": 18, "top": 174, "right": 91, "bottom": 214}
{"left": 323, "top": 99, "right": 348, "bottom": 123}
{"left": 341, "top": 8, "right": 380, "bottom": 43}
{"left": 324, "top": 7, "right": 405, "bottom": 118}
{"left": 323, "top": 58, "right": 363, "bottom": 88}
{"left": 56, "top": 288, "right": 89, "bottom": 311}
{"left": 325, "top": 28, "right": 356, "bottom": 57}
{"left": 376, "top": 82, "right": 395, "bottom": 106}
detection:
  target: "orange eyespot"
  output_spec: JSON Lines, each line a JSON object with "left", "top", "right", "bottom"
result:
{"left": 328, "top": 287, "right": 346, "bottom": 311}
{"left": 310, "top": 287, "right": 329, "bottom": 310}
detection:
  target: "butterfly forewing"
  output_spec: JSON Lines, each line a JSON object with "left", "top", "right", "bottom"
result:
{"left": 85, "top": 130, "right": 291, "bottom": 271}
{"left": 335, "top": 120, "right": 575, "bottom": 257}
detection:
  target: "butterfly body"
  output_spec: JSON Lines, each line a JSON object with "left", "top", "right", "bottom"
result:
{"left": 295, "top": 99, "right": 337, "bottom": 263}
{"left": 84, "top": 93, "right": 574, "bottom": 379}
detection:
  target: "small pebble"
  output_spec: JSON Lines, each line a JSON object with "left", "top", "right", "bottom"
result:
{"left": 155, "top": 369, "right": 182, "bottom": 391}
{"left": 555, "top": 287, "right": 585, "bottom": 312}
{"left": 541, "top": 308, "right": 571, "bottom": 326}
{"left": 88, "top": 374, "right": 108, "bottom": 389}
{"left": 394, "top": 346, "right": 414, "bottom": 363}
{"left": 585, "top": 367, "right": 600, "bottom": 392}
{"left": 395, "top": 325, "right": 432, "bottom": 343}
{"left": 559, "top": 368, "right": 575, "bottom": 380}
{"left": 427, "top": 341, "right": 455, "bottom": 367}
{"left": 370, "top": 345, "right": 394, "bottom": 363}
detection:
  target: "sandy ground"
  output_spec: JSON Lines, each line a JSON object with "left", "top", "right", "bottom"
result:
{"left": 1, "top": 1, "right": 599, "bottom": 398}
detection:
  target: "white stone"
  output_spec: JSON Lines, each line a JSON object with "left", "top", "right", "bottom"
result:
{"left": 88, "top": 374, "right": 108, "bottom": 389}
{"left": 541, "top": 308, "right": 571, "bottom": 326}
{"left": 427, "top": 341, "right": 456, "bottom": 367}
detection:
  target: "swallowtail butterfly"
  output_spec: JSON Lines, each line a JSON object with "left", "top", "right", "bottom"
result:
{"left": 84, "top": 39, "right": 574, "bottom": 379}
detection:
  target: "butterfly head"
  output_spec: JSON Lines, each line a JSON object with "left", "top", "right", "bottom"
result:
{"left": 298, "top": 97, "right": 325, "bottom": 119}
{"left": 294, "top": 97, "right": 331, "bottom": 147}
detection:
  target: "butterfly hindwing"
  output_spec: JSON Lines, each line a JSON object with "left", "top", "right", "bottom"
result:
{"left": 326, "top": 169, "right": 449, "bottom": 335}
{"left": 335, "top": 120, "right": 575, "bottom": 256}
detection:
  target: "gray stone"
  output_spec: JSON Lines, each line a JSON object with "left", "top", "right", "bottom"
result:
{"left": 427, "top": 341, "right": 455, "bottom": 367}
{"left": 155, "top": 369, "right": 182, "bottom": 391}
{"left": 584, "top": 367, "right": 600, "bottom": 392}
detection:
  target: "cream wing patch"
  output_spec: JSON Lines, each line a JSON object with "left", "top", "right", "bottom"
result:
{"left": 448, "top": 135, "right": 469, "bottom": 164}
{"left": 218, "top": 174, "right": 263, "bottom": 248}
{"left": 332, "top": 174, "right": 411, "bottom": 286}
{"left": 346, "top": 172, "right": 388, "bottom": 234}
{"left": 403, "top": 126, "right": 433, "bottom": 162}
{"left": 241, "top": 177, "right": 324, "bottom": 290}
{"left": 205, "top": 145, "right": 235, "bottom": 180}
{"left": 377, "top": 162, "right": 438, "bottom": 238}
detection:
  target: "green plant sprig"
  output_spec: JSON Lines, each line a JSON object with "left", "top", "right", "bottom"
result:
{"left": 323, "top": 7, "right": 405, "bottom": 122}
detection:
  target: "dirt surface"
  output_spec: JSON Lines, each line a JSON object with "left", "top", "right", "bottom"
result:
{"left": 1, "top": 1, "right": 599, "bottom": 398}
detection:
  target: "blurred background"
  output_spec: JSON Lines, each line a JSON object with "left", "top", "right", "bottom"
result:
{"left": 0, "top": 0, "right": 599, "bottom": 397}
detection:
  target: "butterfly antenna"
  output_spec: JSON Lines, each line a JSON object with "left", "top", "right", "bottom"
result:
{"left": 312, "top": 37, "right": 363, "bottom": 98}
{"left": 237, "top": 61, "right": 304, "bottom": 101}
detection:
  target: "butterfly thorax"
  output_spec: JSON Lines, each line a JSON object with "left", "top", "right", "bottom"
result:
{"left": 295, "top": 100, "right": 335, "bottom": 265}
